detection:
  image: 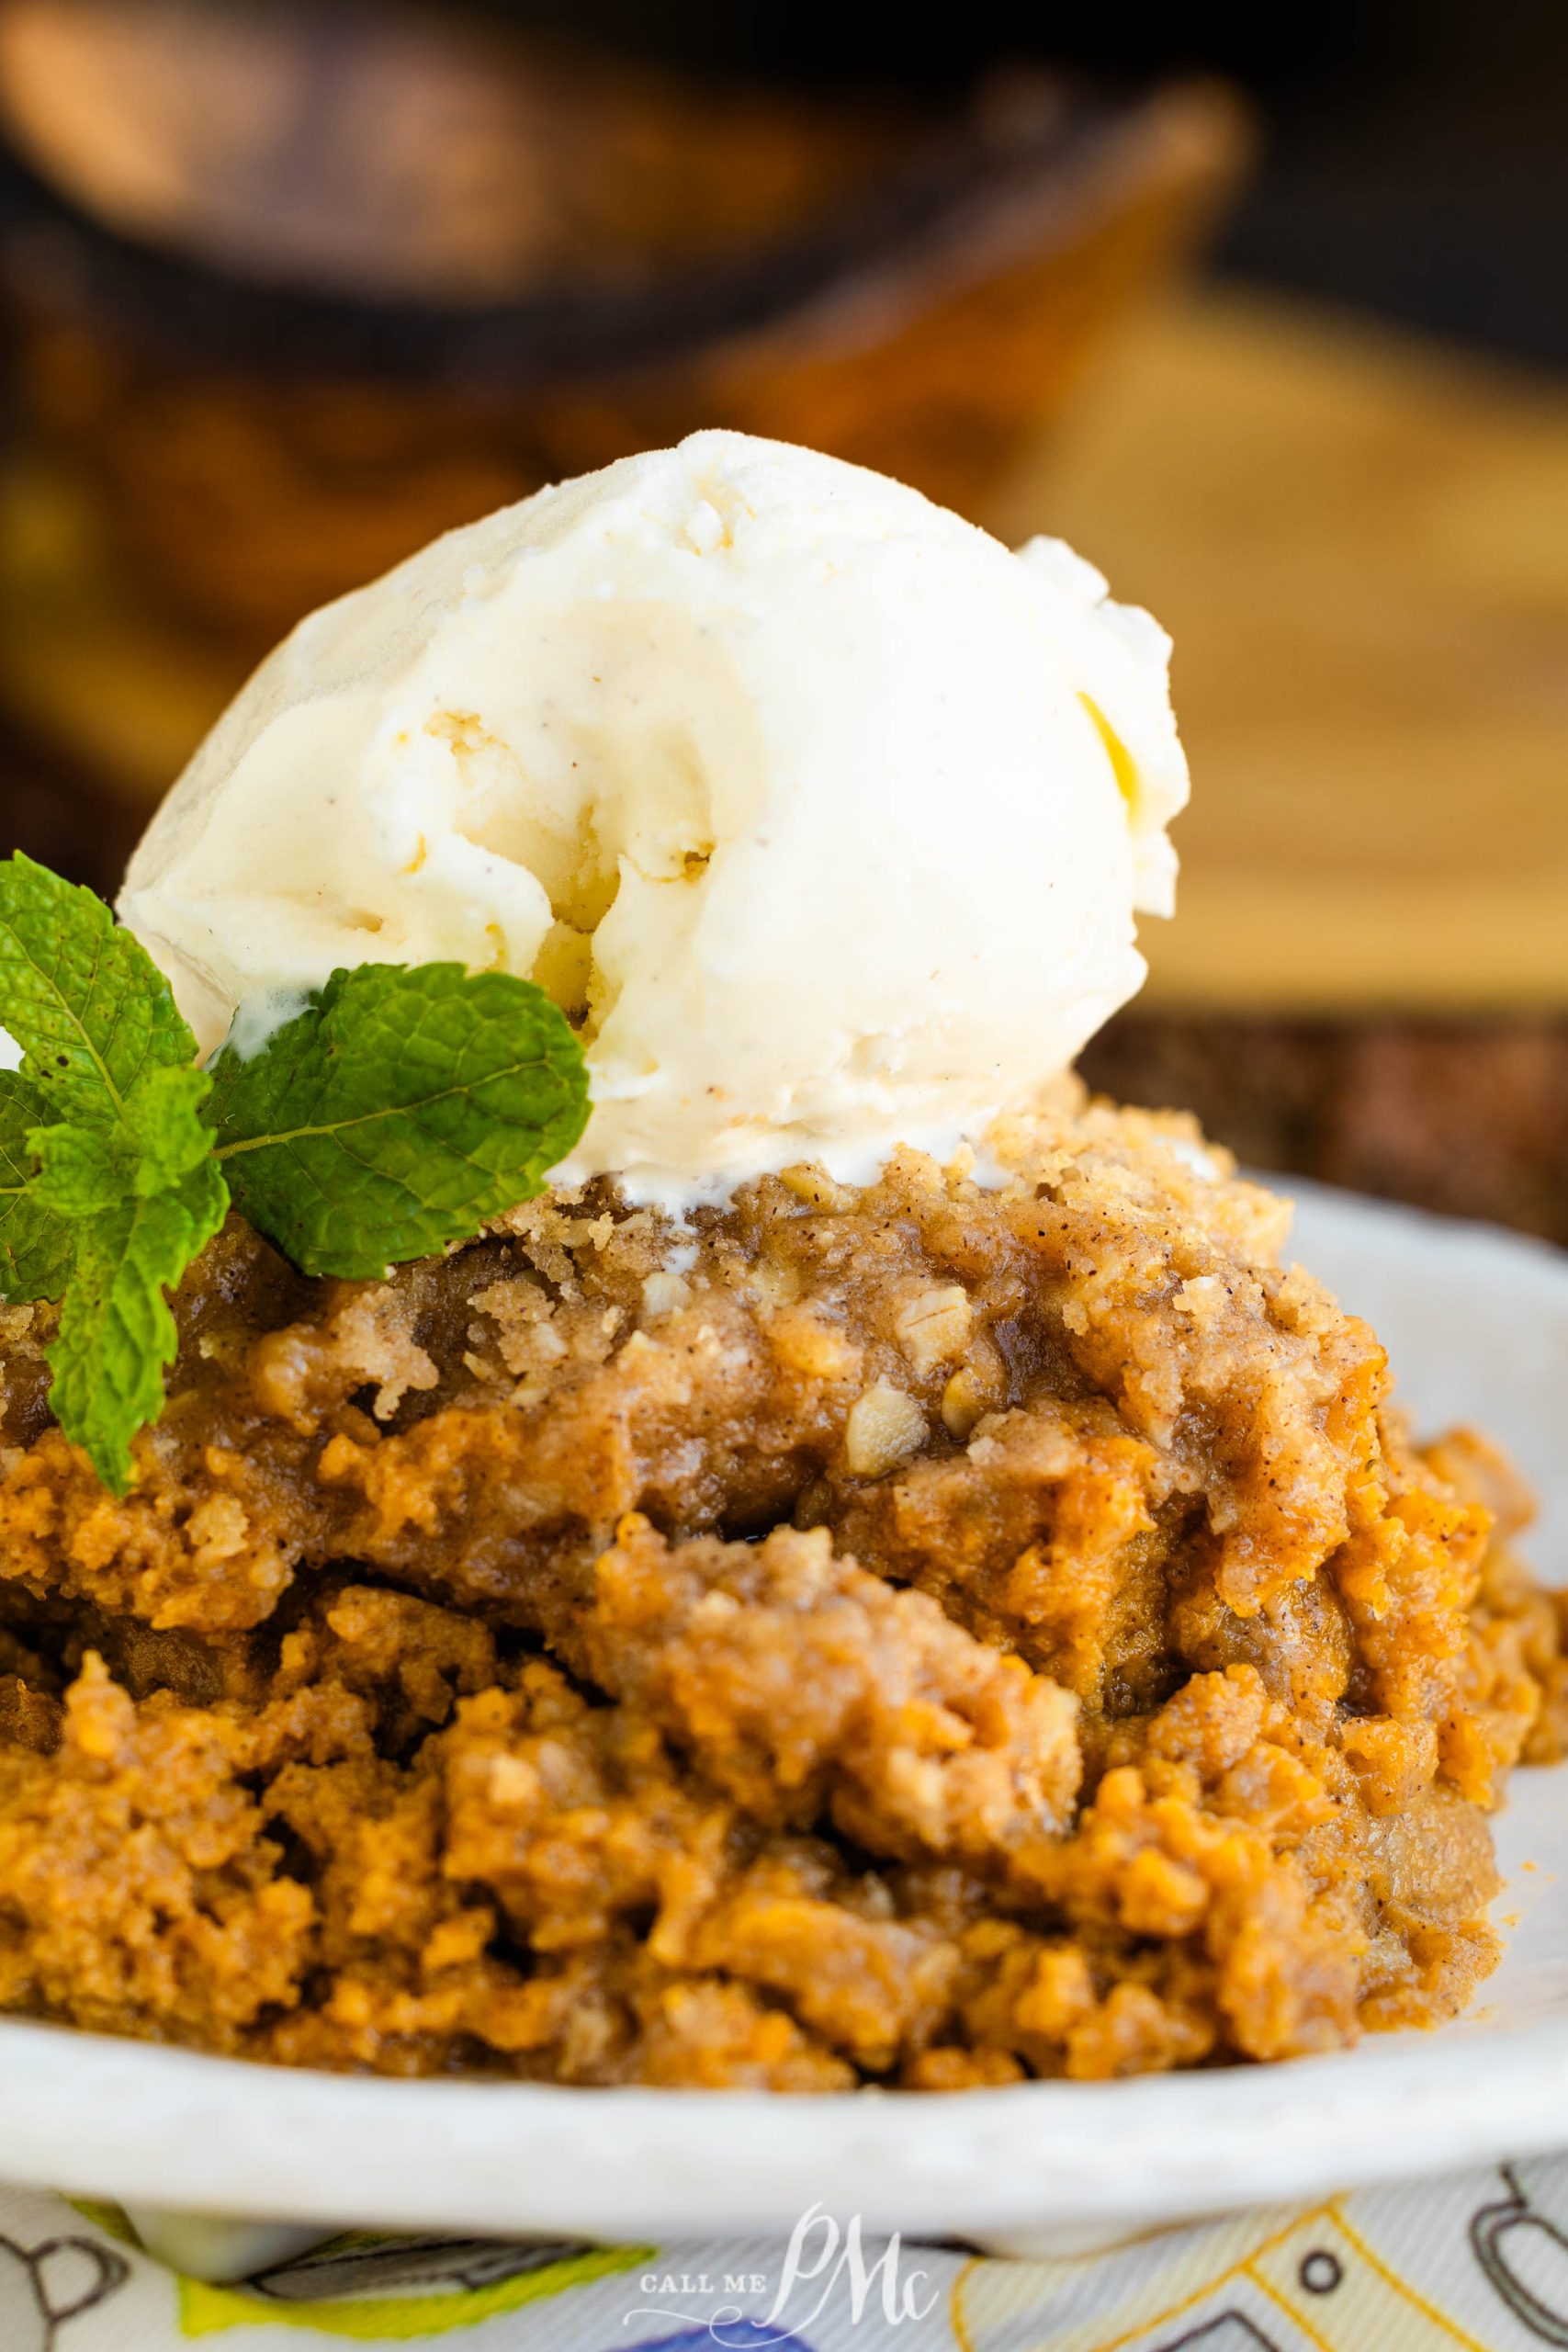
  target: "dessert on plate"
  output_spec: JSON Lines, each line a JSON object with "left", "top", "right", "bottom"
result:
{"left": 0, "top": 432, "right": 1559, "bottom": 2090}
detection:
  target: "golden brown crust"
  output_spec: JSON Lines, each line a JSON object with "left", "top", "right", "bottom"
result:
{"left": 0, "top": 1092, "right": 1557, "bottom": 2085}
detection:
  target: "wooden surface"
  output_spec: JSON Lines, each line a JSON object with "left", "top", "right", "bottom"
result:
{"left": 996, "top": 289, "right": 1568, "bottom": 1010}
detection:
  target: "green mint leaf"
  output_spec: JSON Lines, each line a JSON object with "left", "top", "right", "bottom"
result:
{"left": 0, "top": 1076, "right": 75, "bottom": 1301}
{"left": 27, "top": 1120, "right": 124, "bottom": 1218}
{"left": 46, "top": 1156, "right": 228, "bottom": 1494}
{"left": 120, "top": 1064, "right": 217, "bottom": 1193}
{"left": 0, "top": 865, "right": 593, "bottom": 1478}
{"left": 0, "top": 852, "right": 197, "bottom": 1125}
{"left": 29, "top": 1068, "right": 214, "bottom": 1216}
{"left": 208, "top": 963, "right": 590, "bottom": 1279}
{"left": 0, "top": 856, "right": 228, "bottom": 1481}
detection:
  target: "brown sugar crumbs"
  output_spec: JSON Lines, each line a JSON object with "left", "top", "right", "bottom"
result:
{"left": 0, "top": 1088, "right": 1561, "bottom": 2089}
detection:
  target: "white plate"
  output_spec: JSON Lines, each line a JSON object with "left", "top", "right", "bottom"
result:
{"left": 2, "top": 1179, "right": 1566, "bottom": 2262}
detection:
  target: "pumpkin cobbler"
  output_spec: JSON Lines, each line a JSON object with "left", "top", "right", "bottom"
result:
{"left": 0, "top": 1093, "right": 1559, "bottom": 2088}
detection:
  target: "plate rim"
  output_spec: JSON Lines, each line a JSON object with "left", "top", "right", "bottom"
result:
{"left": 6, "top": 2008, "right": 1568, "bottom": 2238}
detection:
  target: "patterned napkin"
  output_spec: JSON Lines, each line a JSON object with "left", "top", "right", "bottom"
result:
{"left": 6, "top": 2149, "right": 1568, "bottom": 2348}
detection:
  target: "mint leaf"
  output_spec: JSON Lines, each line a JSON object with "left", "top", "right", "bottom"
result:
{"left": 26, "top": 1120, "right": 124, "bottom": 1217}
{"left": 45, "top": 1156, "right": 228, "bottom": 1493}
{"left": 0, "top": 853, "right": 197, "bottom": 1125}
{"left": 0, "top": 852, "right": 224, "bottom": 1487}
{"left": 0, "top": 860, "right": 593, "bottom": 1481}
{"left": 209, "top": 964, "right": 590, "bottom": 1279}
{"left": 29, "top": 1069, "right": 215, "bottom": 1216}
{"left": 0, "top": 1078, "right": 75, "bottom": 1301}
{"left": 120, "top": 1065, "right": 217, "bottom": 1193}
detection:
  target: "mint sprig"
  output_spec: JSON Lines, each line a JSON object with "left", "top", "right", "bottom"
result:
{"left": 0, "top": 854, "right": 590, "bottom": 1492}
{"left": 0, "top": 854, "right": 216, "bottom": 1491}
{"left": 209, "top": 963, "right": 591, "bottom": 1280}
{"left": 47, "top": 1162, "right": 230, "bottom": 1495}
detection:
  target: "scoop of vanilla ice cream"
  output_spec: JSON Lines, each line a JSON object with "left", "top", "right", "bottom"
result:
{"left": 118, "top": 430, "right": 1188, "bottom": 1199}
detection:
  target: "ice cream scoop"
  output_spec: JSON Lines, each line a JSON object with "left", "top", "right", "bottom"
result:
{"left": 119, "top": 430, "right": 1188, "bottom": 1200}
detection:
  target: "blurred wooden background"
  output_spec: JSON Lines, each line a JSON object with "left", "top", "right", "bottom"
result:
{"left": 1020, "top": 291, "right": 1568, "bottom": 1238}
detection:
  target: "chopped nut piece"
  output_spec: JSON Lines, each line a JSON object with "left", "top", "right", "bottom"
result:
{"left": 845, "top": 1382, "right": 927, "bottom": 1477}
{"left": 778, "top": 1164, "right": 854, "bottom": 1211}
{"left": 640, "top": 1271, "right": 692, "bottom": 1321}
{"left": 941, "top": 1367, "right": 987, "bottom": 1440}
{"left": 894, "top": 1284, "right": 974, "bottom": 1373}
